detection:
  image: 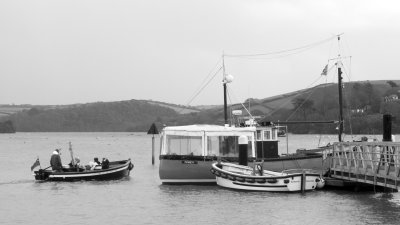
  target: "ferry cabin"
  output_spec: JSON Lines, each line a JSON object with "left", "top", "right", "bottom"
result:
{"left": 159, "top": 125, "right": 256, "bottom": 184}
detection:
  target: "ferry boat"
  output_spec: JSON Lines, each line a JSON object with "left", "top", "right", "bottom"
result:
{"left": 159, "top": 124, "right": 256, "bottom": 184}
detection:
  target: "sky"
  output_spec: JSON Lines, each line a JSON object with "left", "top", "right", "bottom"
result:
{"left": 1, "top": 0, "right": 400, "bottom": 106}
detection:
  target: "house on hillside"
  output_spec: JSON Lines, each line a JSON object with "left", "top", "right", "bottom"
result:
{"left": 351, "top": 106, "right": 369, "bottom": 115}
{"left": 384, "top": 94, "right": 399, "bottom": 102}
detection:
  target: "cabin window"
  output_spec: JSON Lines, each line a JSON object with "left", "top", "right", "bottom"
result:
{"left": 207, "top": 136, "right": 253, "bottom": 157}
{"left": 263, "top": 131, "right": 271, "bottom": 140}
{"left": 256, "top": 130, "right": 262, "bottom": 141}
{"left": 271, "top": 129, "right": 276, "bottom": 140}
{"left": 165, "top": 135, "right": 202, "bottom": 156}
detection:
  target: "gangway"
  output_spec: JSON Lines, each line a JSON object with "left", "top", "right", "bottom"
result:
{"left": 329, "top": 141, "right": 400, "bottom": 191}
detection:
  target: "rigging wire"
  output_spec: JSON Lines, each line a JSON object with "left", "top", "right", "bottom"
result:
{"left": 226, "top": 86, "right": 253, "bottom": 119}
{"left": 285, "top": 81, "right": 320, "bottom": 122}
{"left": 224, "top": 35, "right": 337, "bottom": 58}
{"left": 263, "top": 74, "right": 325, "bottom": 119}
{"left": 179, "top": 58, "right": 223, "bottom": 112}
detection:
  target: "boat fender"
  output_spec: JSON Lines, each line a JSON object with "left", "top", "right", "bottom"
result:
{"left": 267, "top": 179, "right": 277, "bottom": 184}
{"left": 256, "top": 178, "right": 267, "bottom": 184}
{"left": 221, "top": 173, "right": 228, "bottom": 179}
{"left": 210, "top": 168, "right": 215, "bottom": 174}
{"left": 316, "top": 177, "right": 325, "bottom": 189}
{"left": 256, "top": 164, "right": 263, "bottom": 176}
{"left": 228, "top": 175, "right": 236, "bottom": 181}
{"left": 236, "top": 177, "right": 245, "bottom": 182}
{"left": 245, "top": 178, "right": 255, "bottom": 183}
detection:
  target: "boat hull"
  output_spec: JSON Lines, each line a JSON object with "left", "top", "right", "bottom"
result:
{"left": 33, "top": 159, "right": 133, "bottom": 181}
{"left": 212, "top": 162, "right": 322, "bottom": 192}
{"left": 159, "top": 154, "right": 325, "bottom": 184}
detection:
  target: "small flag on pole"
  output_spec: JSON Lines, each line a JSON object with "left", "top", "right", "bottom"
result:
{"left": 31, "top": 158, "right": 40, "bottom": 171}
{"left": 321, "top": 64, "right": 328, "bottom": 76}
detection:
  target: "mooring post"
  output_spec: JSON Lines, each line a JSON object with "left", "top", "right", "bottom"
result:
{"left": 147, "top": 123, "right": 159, "bottom": 165}
{"left": 238, "top": 135, "right": 248, "bottom": 166}
{"left": 301, "top": 170, "right": 306, "bottom": 194}
{"left": 383, "top": 114, "right": 392, "bottom": 142}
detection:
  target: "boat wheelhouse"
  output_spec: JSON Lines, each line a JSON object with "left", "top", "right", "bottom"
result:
{"left": 159, "top": 125, "right": 256, "bottom": 184}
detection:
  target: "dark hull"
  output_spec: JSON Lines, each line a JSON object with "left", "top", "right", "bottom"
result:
{"left": 159, "top": 154, "right": 325, "bottom": 184}
{"left": 34, "top": 159, "right": 133, "bottom": 181}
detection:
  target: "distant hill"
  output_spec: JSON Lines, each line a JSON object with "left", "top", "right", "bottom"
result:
{"left": 168, "top": 80, "right": 400, "bottom": 134}
{"left": 1, "top": 80, "right": 399, "bottom": 133}
{"left": 5, "top": 100, "right": 180, "bottom": 132}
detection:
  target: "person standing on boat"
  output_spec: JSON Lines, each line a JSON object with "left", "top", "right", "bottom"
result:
{"left": 50, "top": 149, "right": 63, "bottom": 171}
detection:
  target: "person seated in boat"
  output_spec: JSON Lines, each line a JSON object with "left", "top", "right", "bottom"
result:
{"left": 50, "top": 149, "right": 63, "bottom": 172}
{"left": 87, "top": 157, "right": 102, "bottom": 170}
{"left": 102, "top": 158, "right": 109, "bottom": 169}
{"left": 68, "top": 157, "right": 84, "bottom": 171}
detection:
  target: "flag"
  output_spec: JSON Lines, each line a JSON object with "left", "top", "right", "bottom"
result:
{"left": 321, "top": 64, "right": 328, "bottom": 76}
{"left": 30, "top": 158, "right": 40, "bottom": 171}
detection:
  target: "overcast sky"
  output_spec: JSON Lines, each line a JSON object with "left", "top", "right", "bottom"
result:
{"left": 1, "top": 0, "right": 399, "bottom": 106}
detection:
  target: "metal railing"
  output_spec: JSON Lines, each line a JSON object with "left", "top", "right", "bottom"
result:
{"left": 330, "top": 141, "right": 400, "bottom": 190}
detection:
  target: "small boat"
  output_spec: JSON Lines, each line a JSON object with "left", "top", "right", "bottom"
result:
{"left": 211, "top": 162, "right": 324, "bottom": 192}
{"left": 33, "top": 159, "right": 134, "bottom": 181}
{"left": 32, "top": 142, "right": 134, "bottom": 181}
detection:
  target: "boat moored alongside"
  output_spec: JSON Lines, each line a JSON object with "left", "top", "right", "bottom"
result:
{"left": 211, "top": 162, "right": 324, "bottom": 192}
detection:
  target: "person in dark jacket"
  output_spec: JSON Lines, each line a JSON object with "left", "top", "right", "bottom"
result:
{"left": 50, "top": 149, "right": 63, "bottom": 171}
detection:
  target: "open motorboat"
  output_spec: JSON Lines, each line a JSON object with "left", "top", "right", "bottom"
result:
{"left": 211, "top": 162, "right": 324, "bottom": 192}
{"left": 33, "top": 159, "right": 134, "bottom": 181}
{"left": 32, "top": 142, "right": 134, "bottom": 181}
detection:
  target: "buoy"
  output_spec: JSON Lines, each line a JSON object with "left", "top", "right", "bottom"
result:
{"left": 316, "top": 177, "right": 325, "bottom": 189}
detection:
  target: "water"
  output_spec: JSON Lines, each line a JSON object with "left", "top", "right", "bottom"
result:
{"left": 1, "top": 132, "right": 400, "bottom": 225}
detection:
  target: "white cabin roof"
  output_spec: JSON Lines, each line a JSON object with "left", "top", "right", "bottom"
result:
{"left": 162, "top": 124, "right": 256, "bottom": 136}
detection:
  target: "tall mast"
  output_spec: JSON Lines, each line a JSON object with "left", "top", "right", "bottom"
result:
{"left": 337, "top": 35, "right": 344, "bottom": 142}
{"left": 222, "top": 54, "right": 228, "bottom": 126}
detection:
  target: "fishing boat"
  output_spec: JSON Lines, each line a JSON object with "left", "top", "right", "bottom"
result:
{"left": 211, "top": 162, "right": 324, "bottom": 192}
{"left": 33, "top": 159, "right": 134, "bottom": 181}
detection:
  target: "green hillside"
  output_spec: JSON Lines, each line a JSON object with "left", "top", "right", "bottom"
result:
{"left": 1, "top": 80, "right": 399, "bottom": 133}
{"left": 169, "top": 80, "right": 400, "bottom": 134}
{"left": 5, "top": 100, "right": 181, "bottom": 132}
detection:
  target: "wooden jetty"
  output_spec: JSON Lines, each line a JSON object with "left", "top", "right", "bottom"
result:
{"left": 328, "top": 141, "right": 400, "bottom": 191}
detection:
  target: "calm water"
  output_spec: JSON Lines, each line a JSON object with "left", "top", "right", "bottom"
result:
{"left": 1, "top": 132, "right": 400, "bottom": 225}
